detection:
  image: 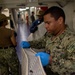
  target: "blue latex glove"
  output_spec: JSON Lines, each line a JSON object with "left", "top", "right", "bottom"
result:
{"left": 35, "top": 52, "right": 50, "bottom": 66}
{"left": 20, "top": 41, "right": 30, "bottom": 48}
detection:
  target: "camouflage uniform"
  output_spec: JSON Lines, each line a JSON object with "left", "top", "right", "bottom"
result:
{"left": 29, "top": 26, "right": 75, "bottom": 75}
{"left": 0, "top": 47, "right": 19, "bottom": 75}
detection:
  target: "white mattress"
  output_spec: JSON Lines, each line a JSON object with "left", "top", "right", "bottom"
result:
{"left": 21, "top": 48, "right": 46, "bottom": 75}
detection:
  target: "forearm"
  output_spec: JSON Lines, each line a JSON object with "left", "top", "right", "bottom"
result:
{"left": 29, "top": 41, "right": 45, "bottom": 49}
{"left": 29, "top": 36, "right": 46, "bottom": 49}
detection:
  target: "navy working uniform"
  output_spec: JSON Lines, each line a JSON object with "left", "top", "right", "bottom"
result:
{"left": 0, "top": 28, "right": 19, "bottom": 75}
{"left": 29, "top": 26, "right": 75, "bottom": 75}
{"left": 21, "top": 6, "right": 75, "bottom": 75}
{"left": 0, "top": 14, "right": 19, "bottom": 75}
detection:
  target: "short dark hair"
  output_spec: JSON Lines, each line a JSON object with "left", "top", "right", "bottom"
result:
{"left": 43, "top": 6, "right": 65, "bottom": 22}
{"left": 0, "top": 21, "right": 4, "bottom": 27}
{"left": 32, "top": 11, "right": 34, "bottom": 14}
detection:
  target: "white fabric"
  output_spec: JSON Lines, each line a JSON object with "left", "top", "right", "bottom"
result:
{"left": 16, "top": 22, "right": 30, "bottom": 64}
{"left": 27, "top": 22, "right": 46, "bottom": 41}
{"left": 21, "top": 48, "right": 46, "bottom": 75}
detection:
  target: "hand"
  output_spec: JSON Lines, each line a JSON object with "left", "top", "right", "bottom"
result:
{"left": 35, "top": 52, "right": 50, "bottom": 66}
{"left": 30, "top": 27, "right": 38, "bottom": 33}
{"left": 20, "top": 41, "right": 30, "bottom": 48}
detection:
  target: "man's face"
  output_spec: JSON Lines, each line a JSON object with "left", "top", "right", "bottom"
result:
{"left": 44, "top": 13, "right": 60, "bottom": 34}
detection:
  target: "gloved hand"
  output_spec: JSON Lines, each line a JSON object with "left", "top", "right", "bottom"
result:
{"left": 20, "top": 41, "right": 30, "bottom": 48}
{"left": 30, "top": 26, "right": 38, "bottom": 33}
{"left": 35, "top": 52, "right": 50, "bottom": 66}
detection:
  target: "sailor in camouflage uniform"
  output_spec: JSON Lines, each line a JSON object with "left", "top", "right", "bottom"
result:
{"left": 0, "top": 14, "right": 19, "bottom": 75}
{"left": 28, "top": 6, "right": 75, "bottom": 75}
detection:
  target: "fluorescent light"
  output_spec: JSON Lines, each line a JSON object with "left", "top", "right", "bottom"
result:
{"left": 19, "top": 8, "right": 26, "bottom": 11}
{"left": 26, "top": 7, "right": 29, "bottom": 10}
{"left": 19, "top": 7, "right": 29, "bottom": 11}
{"left": 31, "top": 6, "right": 35, "bottom": 8}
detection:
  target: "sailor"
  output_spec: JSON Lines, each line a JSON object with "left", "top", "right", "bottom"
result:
{"left": 30, "top": 10, "right": 44, "bottom": 33}
{"left": 21, "top": 6, "right": 75, "bottom": 75}
{"left": 0, "top": 14, "right": 19, "bottom": 75}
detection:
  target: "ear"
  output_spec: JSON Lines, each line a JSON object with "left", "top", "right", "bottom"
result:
{"left": 58, "top": 17, "right": 63, "bottom": 24}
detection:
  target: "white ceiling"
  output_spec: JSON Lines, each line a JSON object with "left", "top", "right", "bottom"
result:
{"left": 0, "top": 0, "right": 74, "bottom": 8}
{"left": 0, "top": 0, "right": 28, "bottom": 8}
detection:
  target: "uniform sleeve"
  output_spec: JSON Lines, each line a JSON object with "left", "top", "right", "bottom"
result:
{"left": 63, "top": 40, "right": 75, "bottom": 75}
{"left": 29, "top": 35, "right": 46, "bottom": 49}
